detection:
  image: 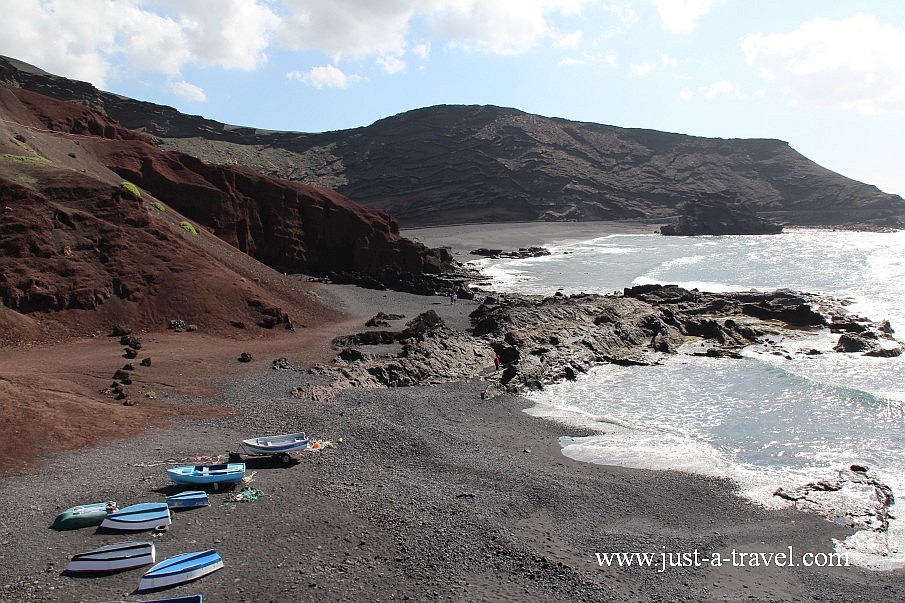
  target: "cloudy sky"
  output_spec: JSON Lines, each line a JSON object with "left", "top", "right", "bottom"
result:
{"left": 2, "top": 0, "right": 904, "bottom": 196}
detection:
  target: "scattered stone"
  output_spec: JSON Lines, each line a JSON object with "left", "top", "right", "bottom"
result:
{"left": 186, "top": 324, "right": 198, "bottom": 332}
{"left": 272, "top": 357, "right": 300, "bottom": 371}
{"left": 110, "top": 325, "right": 131, "bottom": 337}
{"left": 122, "top": 399, "right": 135, "bottom": 406}
{"left": 231, "top": 320, "right": 246, "bottom": 329}
{"left": 113, "top": 369, "right": 130, "bottom": 381}
{"left": 339, "top": 348, "right": 365, "bottom": 362}
{"left": 140, "top": 357, "right": 152, "bottom": 367}
{"left": 169, "top": 319, "right": 187, "bottom": 332}
{"left": 123, "top": 348, "right": 138, "bottom": 359}
{"left": 238, "top": 352, "right": 253, "bottom": 363}
{"left": 122, "top": 363, "right": 135, "bottom": 371}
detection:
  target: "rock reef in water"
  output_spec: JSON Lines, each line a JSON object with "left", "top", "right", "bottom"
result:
{"left": 661, "top": 191, "right": 783, "bottom": 236}
{"left": 310, "top": 284, "right": 901, "bottom": 398}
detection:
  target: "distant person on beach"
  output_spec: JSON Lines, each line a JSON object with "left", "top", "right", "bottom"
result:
{"left": 451, "top": 292, "right": 458, "bottom": 305}
{"left": 494, "top": 355, "right": 501, "bottom": 371}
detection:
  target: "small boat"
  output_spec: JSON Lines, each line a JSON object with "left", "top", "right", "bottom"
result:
{"left": 240, "top": 432, "right": 309, "bottom": 456}
{"left": 65, "top": 541, "right": 155, "bottom": 573}
{"left": 166, "top": 490, "right": 209, "bottom": 509}
{"left": 167, "top": 463, "right": 245, "bottom": 486}
{"left": 51, "top": 500, "right": 117, "bottom": 530}
{"left": 138, "top": 550, "right": 222, "bottom": 591}
{"left": 100, "top": 502, "right": 171, "bottom": 531}
{"left": 99, "top": 595, "right": 202, "bottom": 603}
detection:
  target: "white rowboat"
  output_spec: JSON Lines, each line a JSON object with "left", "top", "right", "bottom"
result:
{"left": 65, "top": 541, "right": 155, "bottom": 573}
{"left": 100, "top": 502, "right": 171, "bottom": 531}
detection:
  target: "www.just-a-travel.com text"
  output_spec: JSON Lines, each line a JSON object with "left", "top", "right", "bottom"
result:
{"left": 595, "top": 547, "right": 849, "bottom": 573}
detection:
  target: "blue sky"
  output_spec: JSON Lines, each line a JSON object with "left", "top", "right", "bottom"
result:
{"left": 2, "top": 0, "right": 904, "bottom": 197}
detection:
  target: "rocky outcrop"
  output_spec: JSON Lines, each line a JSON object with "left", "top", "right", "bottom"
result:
{"left": 774, "top": 465, "right": 895, "bottom": 532}
{"left": 308, "top": 284, "right": 900, "bottom": 397}
{"left": 470, "top": 247, "right": 551, "bottom": 259}
{"left": 4, "top": 55, "right": 903, "bottom": 229}
{"left": 660, "top": 191, "right": 783, "bottom": 235}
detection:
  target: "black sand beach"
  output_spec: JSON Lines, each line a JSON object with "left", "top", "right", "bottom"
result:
{"left": 2, "top": 223, "right": 904, "bottom": 602}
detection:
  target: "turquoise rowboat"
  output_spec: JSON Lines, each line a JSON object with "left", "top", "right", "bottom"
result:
{"left": 167, "top": 463, "right": 245, "bottom": 486}
{"left": 51, "top": 501, "right": 117, "bottom": 530}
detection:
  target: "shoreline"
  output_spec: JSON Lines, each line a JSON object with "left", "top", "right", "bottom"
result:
{"left": 2, "top": 222, "right": 904, "bottom": 601}
{"left": 402, "top": 220, "right": 660, "bottom": 258}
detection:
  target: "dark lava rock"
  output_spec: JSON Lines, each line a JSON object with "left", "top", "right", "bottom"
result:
{"left": 110, "top": 325, "right": 131, "bottom": 336}
{"left": 238, "top": 352, "right": 253, "bottom": 363}
{"left": 833, "top": 333, "right": 878, "bottom": 353}
{"left": 340, "top": 348, "right": 365, "bottom": 362}
{"left": 123, "top": 348, "right": 138, "bottom": 359}
{"left": 660, "top": 191, "right": 783, "bottom": 236}
{"left": 139, "top": 357, "right": 151, "bottom": 366}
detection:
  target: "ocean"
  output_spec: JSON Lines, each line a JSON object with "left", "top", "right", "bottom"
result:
{"left": 472, "top": 229, "right": 905, "bottom": 569}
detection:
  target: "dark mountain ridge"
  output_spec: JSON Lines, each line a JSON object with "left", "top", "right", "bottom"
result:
{"left": 2, "top": 54, "right": 903, "bottom": 228}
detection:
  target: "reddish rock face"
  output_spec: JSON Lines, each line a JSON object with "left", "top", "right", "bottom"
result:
{"left": 92, "top": 139, "right": 437, "bottom": 279}
{"left": 0, "top": 86, "right": 447, "bottom": 343}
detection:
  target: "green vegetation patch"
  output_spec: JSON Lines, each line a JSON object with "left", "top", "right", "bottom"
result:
{"left": 121, "top": 180, "right": 142, "bottom": 199}
{"left": 0, "top": 153, "right": 49, "bottom": 163}
{"left": 179, "top": 220, "right": 199, "bottom": 235}
{"left": 151, "top": 200, "right": 166, "bottom": 212}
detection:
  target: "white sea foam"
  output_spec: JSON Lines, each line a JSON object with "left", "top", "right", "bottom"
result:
{"left": 494, "top": 229, "right": 905, "bottom": 569}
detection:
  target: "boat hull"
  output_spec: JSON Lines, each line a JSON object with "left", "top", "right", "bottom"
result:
{"left": 167, "top": 463, "right": 246, "bottom": 486}
{"left": 100, "top": 502, "right": 171, "bottom": 531}
{"left": 240, "top": 432, "right": 308, "bottom": 455}
{"left": 139, "top": 550, "right": 222, "bottom": 591}
{"left": 51, "top": 501, "right": 116, "bottom": 530}
{"left": 65, "top": 541, "right": 155, "bottom": 573}
{"left": 167, "top": 490, "right": 210, "bottom": 509}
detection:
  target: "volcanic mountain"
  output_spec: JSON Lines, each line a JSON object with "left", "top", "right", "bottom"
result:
{"left": 3, "top": 54, "right": 902, "bottom": 228}
{"left": 0, "top": 84, "right": 451, "bottom": 346}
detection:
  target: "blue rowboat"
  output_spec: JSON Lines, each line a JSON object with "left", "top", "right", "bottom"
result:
{"left": 166, "top": 490, "right": 209, "bottom": 509}
{"left": 99, "top": 595, "right": 202, "bottom": 603}
{"left": 65, "top": 541, "right": 155, "bottom": 573}
{"left": 167, "top": 463, "right": 245, "bottom": 486}
{"left": 240, "top": 432, "right": 308, "bottom": 455}
{"left": 138, "top": 550, "right": 222, "bottom": 591}
{"left": 100, "top": 502, "right": 171, "bottom": 531}
{"left": 51, "top": 500, "right": 117, "bottom": 530}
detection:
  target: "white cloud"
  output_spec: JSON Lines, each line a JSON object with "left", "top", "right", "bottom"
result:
{"left": 0, "top": 0, "right": 596, "bottom": 93}
{"left": 660, "top": 53, "right": 678, "bottom": 69}
{"left": 559, "top": 50, "right": 618, "bottom": 67}
{"left": 600, "top": 3, "right": 638, "bottom": 29}
{"left": 630, "top": 61, "right": 653, "bottom": 77}
{"left": 554, "top": 30, "right": 584, "bottom": 50}
{"left": 412, "top": 42, "right": 431, "bottom": 59}
{"left": 426, "top": 0, "right": 589, "bottom": 56}
{"left": 679, "top": 79, "right": 741, "bottom": 101}
{"left": 651, "top": 0, "right": 723, "bottom": 34}
{"left": 702, "top": 78, "right": 740, "bottom": 99}
{"left": 0, "top": 0, "right": 279, "bottom": 88}
{"left": 171, "top": 80, "right": 206, "bottom": 101}
{"left": 287, "top": 64, "right": 362, "bottom": 89}
{"left": 742, "top": 13, "right": 905, "bottom": 114}
{"left": 378, "top": 54, "right": 407, "bottom": 75}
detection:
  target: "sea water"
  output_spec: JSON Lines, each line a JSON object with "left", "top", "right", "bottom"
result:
{"left": 472, "top": 229, "right": 905, "bottom": 569}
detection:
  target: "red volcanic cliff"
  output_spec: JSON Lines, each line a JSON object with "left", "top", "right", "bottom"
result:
{"left": 8, "top": 87, "right": 449, "bottom": 285}
{"left": 0, "top": 87, "right": 452, "bottom": 343}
